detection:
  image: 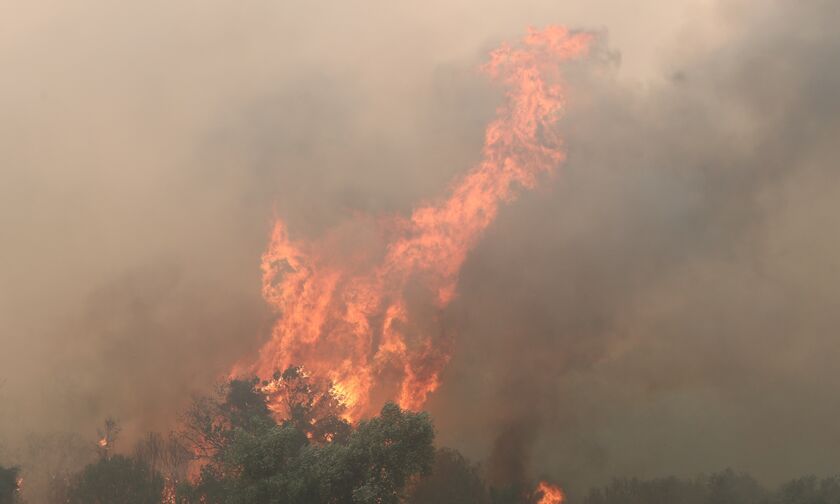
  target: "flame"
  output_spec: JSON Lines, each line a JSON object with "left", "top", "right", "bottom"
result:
{"left": 162, "top": 478, "right": 177, "bottom": 504}
{"left": 238, "top": 26, "right": 591, "bottom": 421}
{"left": 535, "top": 481, "right": 565, "bottom": 504}
{"left": 98, "top": 437, "right": 108, "bottom": 447}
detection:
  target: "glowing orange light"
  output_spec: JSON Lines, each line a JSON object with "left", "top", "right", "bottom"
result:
{"left": 236, "top": 26, "right": 591, "bottom": 421}
{"left": 536, "top": 481, "right": 565, "bottom": 504}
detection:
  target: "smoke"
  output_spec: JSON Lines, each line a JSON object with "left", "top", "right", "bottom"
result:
{"left": 429, "top": 0, "right": 840, "bottom": 496}
{"left": 246, "top": 26, "right": 591, "bottom": 422}
{"left": 1, "top": 0, "right": 839, "bottom": 498}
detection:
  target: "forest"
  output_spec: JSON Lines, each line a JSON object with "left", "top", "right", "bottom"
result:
{"left": 2, "top": 367, "right": 839, "bottom": 504}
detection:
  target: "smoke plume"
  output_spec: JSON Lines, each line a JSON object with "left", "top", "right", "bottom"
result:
{"left": 1, "top": 0, "right": 839, "bottom": 499}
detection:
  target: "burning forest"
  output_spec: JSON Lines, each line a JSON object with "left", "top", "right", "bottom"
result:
{"left": 3, "top": 0, "right": 840, "bottom": 503}
{"left": 241, "top": 26, "right": 591, "bottom": 422}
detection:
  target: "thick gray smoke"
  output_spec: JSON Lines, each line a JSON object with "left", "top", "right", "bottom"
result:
{"left": 1, "top": 0, "right": 839, "bottom": 497}
{"left": 429, "top": 0, "right": 840, "bottom": 496}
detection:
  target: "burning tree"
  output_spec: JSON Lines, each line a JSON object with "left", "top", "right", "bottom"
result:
{"left": 95, "top": 417, "right": 121, "bottom": 460}
{"left": 260, "top": 365, "right": 352, "bottom": 444}
{"left": 177, "top": 367, "right": 434, "bottom": 504}
{"left": 133, "top": 432, "right": 192, "bottom": 503}
{"left": 240, "top": 26, "right": 593, "bottom": 423}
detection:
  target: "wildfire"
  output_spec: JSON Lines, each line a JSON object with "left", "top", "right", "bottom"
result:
{"left": 238, "top": 26, "right": 591, "bottom": 421}
{"left": 162, "top": 478, "right": 177, "bottom": 504}
{"left": 535, "top": 481, "right": 565, "bottom": 504}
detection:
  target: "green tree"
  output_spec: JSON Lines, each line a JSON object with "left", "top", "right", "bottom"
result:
{"left": 66, "top": 455, "right": 164, "bottom": 504}
{"left": 20, "top": 431, "right": 93, "bottom": 504}
{"left": 178, "top": 368, "right": 435, "bottom": 504}
{"left": 342, "top": 402, "right": 435, "bottom": 504}
{"left": 407, "top": 448, "right": 489, "bottom": 504}
{"left": 489, "top": 484, "right": 530, "bottom": 504}
{"left": 706, "top": 469, "right": 767, "bottom": 504}
{"left": 583, "top": 470, "right": 768, "bottom": 504}
{"left": 133, "top": 431, "right": 192, "bottom": 499}
{"left": 584, "top": 476, "right": 706, "bottom": 504}
{"left": 264, "top": 366, "right": 351, "bottom": 444}
{"left": 0, "top": 465, "right": 19, "bottom": 504}
{"left": 776, "top": 476, "right": 840, "bottom": 504}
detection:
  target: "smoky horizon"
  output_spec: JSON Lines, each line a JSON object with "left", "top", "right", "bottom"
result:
{"left": 2, "top": 0, "right": 840, "bottom": 501}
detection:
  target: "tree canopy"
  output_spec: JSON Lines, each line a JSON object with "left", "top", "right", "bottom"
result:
{"left": 177, "top": 367, "right": 436, "bottom": 504}
{"left": 67, "top": 455, "right": 164, "bottom": 504}
{"left": 0, "top": 465, "right": 19, "bottom": 504}
{"left": 407, "top": 448, "right": 489, "bottom": 504}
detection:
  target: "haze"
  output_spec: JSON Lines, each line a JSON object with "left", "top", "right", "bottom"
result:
{"left": 1, "top": 0, "right": 839, "bottom": 497}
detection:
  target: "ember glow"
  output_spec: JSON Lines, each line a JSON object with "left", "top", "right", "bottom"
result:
{"left": 239, "top": 26, "right": 591, "bottom": 420}
{"left": 535, "top": 481, "right": 565, "bottom": 504}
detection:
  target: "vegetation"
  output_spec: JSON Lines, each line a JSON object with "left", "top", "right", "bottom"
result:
{"left": 4, "top": 369, "right": 840, "bottom": 503}
{"left": 583, "top": 470, "right": 840, "bottom": 504}
{"left": 176, "top": 368, "right": 435, "bottom": 504}
{"left": 406, "top": 448, "right": 489, "bottom": 504}
{"left": 67, "top": 455, "right": 164, "bottom": 504}
{"left": 0, "top": 465, "right": 19, "bottom": 504}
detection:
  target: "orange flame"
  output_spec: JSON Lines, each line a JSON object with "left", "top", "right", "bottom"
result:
{"left": 162, "top": 478, "right": 177, "bottom": 504}
{"left": 535, "top": 481, "right": 565, "bottom": 504}
{"left": 238, "top": 26, "right": 591, "bottom": 421}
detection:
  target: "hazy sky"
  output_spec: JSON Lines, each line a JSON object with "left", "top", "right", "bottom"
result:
{"left": 2, "top": 0, "right": 839, "bottom": 496}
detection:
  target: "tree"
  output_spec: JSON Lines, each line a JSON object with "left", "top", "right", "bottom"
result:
{"left": 584, "top": 476, "right": 707, "bottom": 504}
{"left": 133, "top": 431, "right": 192, "bottom": 500}
{"left": 342, "top": 402, "right": 435, "bottom": 504}
{"left": 66, "top": 455, "right": 164, "bottom": 504}
{"left": 20, "top": 431, "right": 93, "bottom": 504}
{"left": 776, "top": 475, "right": 840, "bottom": 504}
{"left": 178, "top": 368, "right": 435, "bottom": 504}
{"left": 0, "top": 465, "right": 19, "bottom": 504}
{"left": 262, "top": 366, "right": 352, "bottom": 444}
{"left": 180, "top": 367, "right": 352, "bottom": 480}
{"left": 706, "top": 469, "right": 767, "bottom": 504}
{"left": 489, "top": 484, "right": 530, "bottom": 504}
{"left": 96, "top": 417, "right": 122, "bottom": 460}
{"left": 582, "top": 470, "right": 768, "bottom": 504}
{"left": 407, "top": 448, "right": 489, "bottom": 504}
